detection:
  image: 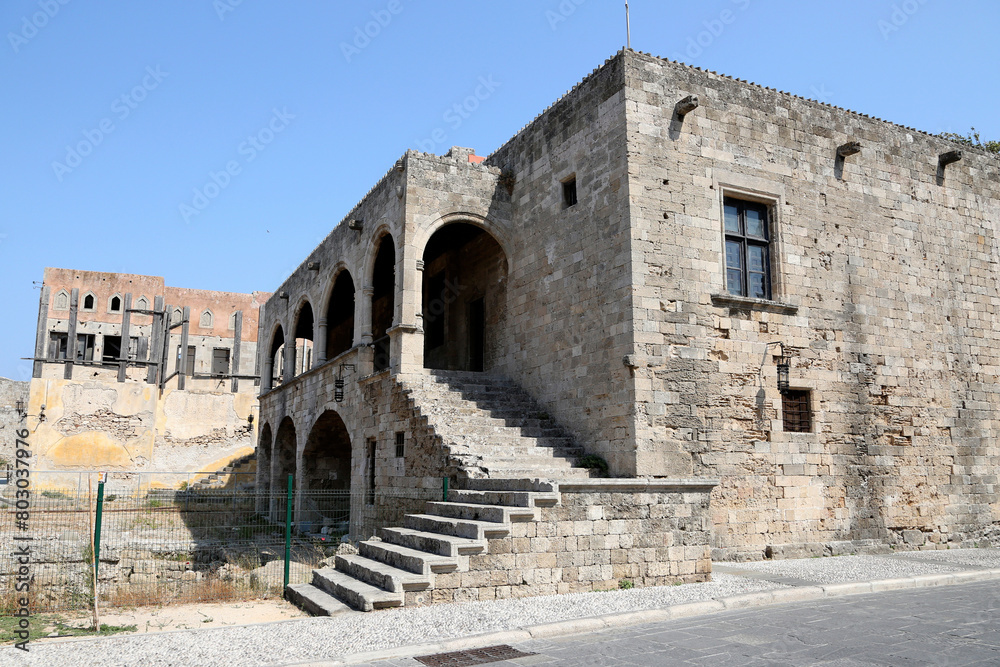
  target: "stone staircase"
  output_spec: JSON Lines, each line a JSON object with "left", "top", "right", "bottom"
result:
{"left": 189, "top": 453, "right": 256, "bottom": 491}
{"left": 286, "top": 479, "right": 560, "bottom": 614}
{"left": 398, "top": 370, "right": 593, "bottom": 481}
{"left": 286, "top": 371, "right": 595, "bottom": 615}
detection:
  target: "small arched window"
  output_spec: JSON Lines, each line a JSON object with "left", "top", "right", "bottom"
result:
{"left": 136, "top": 296, "right": 149, "bottom": 312}
{"left": 172, "top": 308, "right": 183, "bottom": 325}
{"left": 109, "top": 295, "right": 122, "bottom": 313}
{"left": 82, "top": 292, "right": 96, "bottom": 311}
{"left": 53, "top": 290, "right": 70, "bottom": 311}
{"left": 199, "top": 310, "right": 213, "bottom": 328}
{"left": 228, "top": 312, "right": 238, "bottom": 330}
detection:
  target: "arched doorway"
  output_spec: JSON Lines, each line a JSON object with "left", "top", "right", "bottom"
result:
{"left": 422, "top": 223, "right": 507, "bottom": 372}
{"left": 371, "top": 235, "right": 395, "bottom": 372}
{"left": 256, "top": 423, "right": 272, "bottom": 513}
{"left": 300, "top": 410, "right": 352, "bottom": 535}
{"left": 293, "top": 302, "right": 314, "bottom": 375}
{"left": 326, "top": 270, "right": 355, "bottom": 360}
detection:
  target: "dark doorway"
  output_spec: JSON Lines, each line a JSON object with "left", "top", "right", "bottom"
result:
{"left": 468, "top": 298, "right": 484, "bottom": 372}
{"left": 421, "top": 223, "right": 507, "bottom": 372}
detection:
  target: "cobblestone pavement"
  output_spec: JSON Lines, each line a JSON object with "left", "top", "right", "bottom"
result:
{"left": 364, "top": 581, "right": 1000, "bottom": 666}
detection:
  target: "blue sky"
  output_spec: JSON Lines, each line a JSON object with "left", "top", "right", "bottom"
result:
{"left": 1, "top": 0, "right": 997, "bottom": 380}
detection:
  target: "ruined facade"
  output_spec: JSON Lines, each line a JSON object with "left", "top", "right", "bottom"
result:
{"left": 259, "top": 49, "right": 1000, "bottom": 610}
{"left": 28, "top": 268, "right": 269, "bottom": 488}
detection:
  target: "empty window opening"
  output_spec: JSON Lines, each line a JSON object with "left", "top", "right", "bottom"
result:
{"left": 110, "top": 296, "right": 122, "bottom": 313}
{"left": 782, "top": 390, "right": 812, "bottom": 433}
{"left": 212, "top": 348, "right": 230, "bottom": 377}
{"left": 563, "top": 177, "right": 578, "bottom": 207}
{"left": 293, "top": 302, "right": 314, "bottom": 376}
{"left": 82, "top": 293, "right": 96, "bottom": 311}
{"left": 76, "top": 334, "right": 95, "bottom": 361}
{"left": 128, "top": 336, "right": 147, "bottom": 361}
{"left": 177, "top": 345, "right": 196, "bottom": 376}
{"left": 102, "top": 335, "right": 122, "bottom": 364}
{"left": 395, "top": 431, "right": 405, "bottom": 458}
{"left": 372, "top": 236, "right": 396, "bottom": 373}
{"left": 49, "top": 332, "right": 68, "bottom": 360}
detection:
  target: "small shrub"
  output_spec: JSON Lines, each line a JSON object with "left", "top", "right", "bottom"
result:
{"left": 42, "top": 490, "right": 71, "bottom": 500}
{"left": 618, "top": 579, "right": 634, "bottom": 590}
{"left": 147, "top": 499, "right": 164, "bottom": 508}
{"left": 179, "top": 482, "right": 189, "bottom": 491}
{"left": 104, "top": 493, "right": 117, "bottom": 503}
{"left": 577, "top": 454, "right": 609, "bottom": 477}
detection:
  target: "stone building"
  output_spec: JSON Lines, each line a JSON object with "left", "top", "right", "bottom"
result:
{"left": 259, "top": 49, "right": 1000, "bottom": 610}
{"left": 28, "top": 267, "right": 270, "bottom": 489}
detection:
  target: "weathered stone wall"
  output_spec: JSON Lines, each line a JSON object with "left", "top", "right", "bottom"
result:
{"left": 28, "top": 376, "right": 255, "bottom": 489}
{"left": 485, "top": 56, "right": 637, "bottom": 475}
{"left": 621, "top": 50, "right": 1000, "bottom": 558}
{"left": 405, "top": 481, "right": 714, "bottom": 605}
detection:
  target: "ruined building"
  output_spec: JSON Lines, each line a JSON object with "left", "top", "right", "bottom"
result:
{"left": 257, "top": 49, "right": 1000, "bottom": 610}
{"left": 28, "top": 267, "right": 269, "bottom": 489}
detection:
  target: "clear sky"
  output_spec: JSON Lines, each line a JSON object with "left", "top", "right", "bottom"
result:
{"left": 2, "top": 0, "right": 997, "bottom": 380}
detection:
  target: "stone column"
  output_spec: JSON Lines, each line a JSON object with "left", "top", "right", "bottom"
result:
{"left": 262, "top": 357, "right": 273, "bottom": 393}
{"left": 283, "top": 327, "right": 295, "bottom": 384}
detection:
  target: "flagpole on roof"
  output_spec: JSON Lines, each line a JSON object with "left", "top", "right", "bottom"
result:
{"left": 625, "top": 2, "right": 631, "bottom": 49}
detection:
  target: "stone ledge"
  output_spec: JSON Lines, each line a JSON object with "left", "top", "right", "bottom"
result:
{"left": 555, "top": 478, "right": 720, "bottom": 493}
{"left": 710, "top": 293, "right": 798, "bottom": 315}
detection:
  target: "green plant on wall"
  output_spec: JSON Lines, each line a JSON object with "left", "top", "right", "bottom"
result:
{"left": 577, "top": 454, "right": 609, "bottom": 477}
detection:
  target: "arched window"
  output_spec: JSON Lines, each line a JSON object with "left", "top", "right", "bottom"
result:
{"left": 109, "top": 295, "right": 122, "bottom": 313}
{"left": 135, "top": 296, "right": 149, "bottom": 312}
{"left": 53, "top": 290, "right": 70, "bottom": 311}
{"left": 82, "top": 292, "right": 96, "bottom": 311}
{"left": 172, "top": 308, "right": 183, "bottom": 325}
{"left": 200, "top": 310, "right": 213, "bottom": 328}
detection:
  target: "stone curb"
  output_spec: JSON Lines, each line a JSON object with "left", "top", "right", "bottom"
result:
{"left": 319, "top": 569, "right": 1000, "bottom": 666}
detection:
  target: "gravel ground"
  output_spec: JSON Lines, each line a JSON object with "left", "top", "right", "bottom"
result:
{"left": 0, "top": 573, "right": 782, "bottom": 667}
{"left": 887, "top": 547, "right": 1000, "bottom": 569}
{"left": 730, "top": 553, "right": 963, "bottom": 584}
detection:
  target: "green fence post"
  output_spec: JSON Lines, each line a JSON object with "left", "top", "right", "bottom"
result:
{"left": 94, "top": 475, "right": 106, "bottom": 580}
{"left": 284, "top": 473, "right": 292, "bottom": 590}
{"left": 442, "top": 476, "right": 449, "bottom": 502}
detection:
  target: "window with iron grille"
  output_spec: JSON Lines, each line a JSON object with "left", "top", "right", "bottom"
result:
{"left": 724, "top": 197, "right": 771, "bottom": 299}
{"left": 395, "top": 431, "right": 405, "bottom": 458}
{"left": 782, "top": 389, "right": 812, "bottom": 433}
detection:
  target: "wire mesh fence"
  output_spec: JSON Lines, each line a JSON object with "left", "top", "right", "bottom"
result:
{"left": 0, "top": 478, "right": 442, "bottom": 613}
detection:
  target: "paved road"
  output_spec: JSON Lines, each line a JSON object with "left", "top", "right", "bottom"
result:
{"left": 364, "top": 581, "right": 1000, "bottom": 666}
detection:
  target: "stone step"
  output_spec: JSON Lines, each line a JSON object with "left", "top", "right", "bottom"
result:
{"left": 381, "top": 526, "right": 485, "bottom": 557}
{"left": 335, "top": 554, "right": 430, "bottom": 593}
{"left": 311, "top": 567, "right": 402, "bottom": 612}
{"left": 447, "top": 489, "right": 559, "bottom": 508}
{"left": 358, "top": 540, "right": 459, "bottom": 576}
{"left": 424, "top": 501, "right": 537, "bottom": 523}
{"left": 461, "top": 479, "right": 559, "bottom": 493}
{"left": 285, "top": 583, "right": 355, "bottom": 617}
{"left": 469, "top": 467, "right": 591, "bottom": 480}
{"left": 403, "top": 513, "right": 511, "bottom": 540}
{"left": 445, "top": 442, "right": 581, "bottom": 455}
{"left": 453, "top": 455, "right": 581, "bottom": 469}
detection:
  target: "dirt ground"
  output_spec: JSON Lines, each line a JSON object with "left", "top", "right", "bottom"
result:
{"left": 43, "top": 598, "right": 311, "bottom": 638}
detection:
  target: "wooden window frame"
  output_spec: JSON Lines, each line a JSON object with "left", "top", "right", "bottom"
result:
{"left": 723, "top": 197, "right": 772, "bottom": 300}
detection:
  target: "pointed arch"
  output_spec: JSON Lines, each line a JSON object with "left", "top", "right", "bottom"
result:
{"left": 292, "top": 300, "right": 314, "bottom": 375}
{"left": 370, "top": 233, "right": 396, "bottom": 372}
{"left": 53, "top": 289, "right": 70, "bottom": 311}
{"left": 82, "top": 291, "right": 97, "bottom": 311}
{"left": 108, "top": 294, "right": 122, "bottom": 313}
{"left": 199, "top": 310, "right": 213, "bottom": 328}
